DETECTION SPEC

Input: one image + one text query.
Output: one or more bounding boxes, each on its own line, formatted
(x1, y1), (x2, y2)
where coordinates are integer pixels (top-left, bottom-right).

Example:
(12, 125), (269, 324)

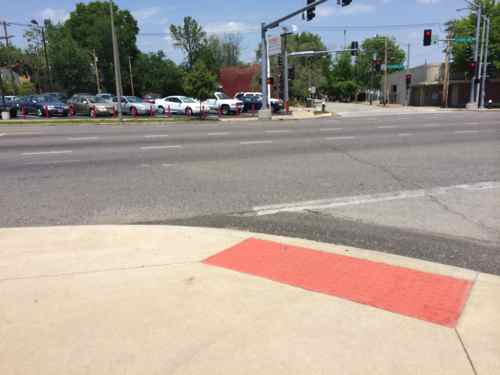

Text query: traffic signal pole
(259, 0), (329, 118)
(476, 15), (487, 104)
(479, 17), (490, 109)
(466, 3), (481, 108)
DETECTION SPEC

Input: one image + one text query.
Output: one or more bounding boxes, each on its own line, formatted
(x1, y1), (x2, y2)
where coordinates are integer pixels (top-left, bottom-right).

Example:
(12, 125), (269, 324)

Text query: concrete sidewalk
(0, 226), (498, 374)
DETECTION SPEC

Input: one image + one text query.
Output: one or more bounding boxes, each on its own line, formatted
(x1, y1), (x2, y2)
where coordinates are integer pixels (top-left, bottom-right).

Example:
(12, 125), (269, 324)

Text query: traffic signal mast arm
(264, 0), (329, 30)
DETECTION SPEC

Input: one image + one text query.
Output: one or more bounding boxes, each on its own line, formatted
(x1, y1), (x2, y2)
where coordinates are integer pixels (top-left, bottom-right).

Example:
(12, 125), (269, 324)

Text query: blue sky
(2, 0), (468, 67)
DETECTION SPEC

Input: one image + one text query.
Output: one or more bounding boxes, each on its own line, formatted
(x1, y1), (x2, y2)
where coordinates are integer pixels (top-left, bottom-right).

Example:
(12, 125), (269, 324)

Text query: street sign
(387, 64), (405, 69)
(268, 35), (282, 56)
(454, 36), (475, 44)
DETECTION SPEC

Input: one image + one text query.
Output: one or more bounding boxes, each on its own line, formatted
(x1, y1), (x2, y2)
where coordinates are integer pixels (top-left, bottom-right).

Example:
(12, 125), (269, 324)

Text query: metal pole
(260, 22), (269, 112)
(384, 37), (388, 106)
(480, 17), (490, 109)
(40, 27), (52, 90)
(110, 0), (123, 122)
(128, 55), (135, 96)
(442, 34), (451, 108)
(283, 35), (289, 113)
(92, 49), (101, 94)
(467, 3), (481, 107)
(476, 15), (486, 104)
(406, 43), (410, 106)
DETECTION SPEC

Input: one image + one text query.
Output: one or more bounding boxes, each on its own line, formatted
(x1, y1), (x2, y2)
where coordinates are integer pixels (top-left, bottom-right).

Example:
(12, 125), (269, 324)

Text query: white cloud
(340, 3), (375, 15)
(416, 0), (440, 4)
(318, 3), (375, 17)
(39, 8), (69, 23)
(132, 7), (161, 22)
(204, 21), (258, 35)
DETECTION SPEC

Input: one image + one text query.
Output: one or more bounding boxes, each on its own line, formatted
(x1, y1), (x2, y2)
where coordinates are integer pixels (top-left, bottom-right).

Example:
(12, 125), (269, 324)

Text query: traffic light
(405, 74), (412, 88)
(423, 29), (432, 46)
(267, 77), (274, 86)
(350, 41), (359, 56)
(486, 63), (497, 79)
(277, 55), (283, 66)
(306, 0), (316, 21)
(339, 0), (353, 6)
(373, 60), (381, 72)
(288, 67), (295, 80)
(467, 62), (477, 76)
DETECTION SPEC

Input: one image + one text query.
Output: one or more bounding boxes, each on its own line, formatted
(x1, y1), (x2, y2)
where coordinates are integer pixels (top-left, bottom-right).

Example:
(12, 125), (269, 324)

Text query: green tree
(45, 22), (93, 94)
(133, 51), (185, 96)
(447, 0), (499, 73)
(355, 36), (406, 90)
(65, 1), (139, 92)
(170, 16), (207, 69)
(183, 61), (217, 102)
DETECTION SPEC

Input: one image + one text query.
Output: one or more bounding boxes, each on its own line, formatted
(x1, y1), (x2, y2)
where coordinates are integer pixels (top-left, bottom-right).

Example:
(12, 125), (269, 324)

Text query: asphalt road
(1, 111), (499, 273)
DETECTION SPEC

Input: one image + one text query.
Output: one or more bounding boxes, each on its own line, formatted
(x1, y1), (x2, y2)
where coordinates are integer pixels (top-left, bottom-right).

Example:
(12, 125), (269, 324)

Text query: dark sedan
(234, 93), (263, 112)
(19, 95), (69, 117)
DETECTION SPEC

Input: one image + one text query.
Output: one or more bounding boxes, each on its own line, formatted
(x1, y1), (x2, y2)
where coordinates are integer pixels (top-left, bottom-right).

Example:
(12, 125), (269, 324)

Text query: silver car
(113, 96), (158, 116)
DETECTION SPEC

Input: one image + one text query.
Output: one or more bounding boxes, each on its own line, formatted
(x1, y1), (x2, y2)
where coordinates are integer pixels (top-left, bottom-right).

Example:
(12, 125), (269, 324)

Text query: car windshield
(181, 97), (197, 103)
(216, 93), (230, 99)
(125, 96), (143, 103)
(89, 97), (107, 103)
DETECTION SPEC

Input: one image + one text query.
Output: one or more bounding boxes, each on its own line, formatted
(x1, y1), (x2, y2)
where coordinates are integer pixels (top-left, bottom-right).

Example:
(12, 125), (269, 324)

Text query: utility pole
(128, 56), (135, 96)
(384, 37), (388, 106)
(1, 21), (13, 47)
(442, 33), (451, 108)
(406, 43), (411, 106)
(90, 49), (101, 94)
(480, 17), (490, 109)
(467, 2), (481, 108)
(281, 27), (291, 114)
(109, 0), (123, 122)
(476, 15), (487, 104)
(30, 20), (52, 91)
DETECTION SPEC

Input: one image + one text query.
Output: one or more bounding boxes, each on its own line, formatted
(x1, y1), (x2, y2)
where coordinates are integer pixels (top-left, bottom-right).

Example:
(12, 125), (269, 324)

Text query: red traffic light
(468, 62), (477, 74)
(423, 29), (432, 46)
(267, 77), (274, 85)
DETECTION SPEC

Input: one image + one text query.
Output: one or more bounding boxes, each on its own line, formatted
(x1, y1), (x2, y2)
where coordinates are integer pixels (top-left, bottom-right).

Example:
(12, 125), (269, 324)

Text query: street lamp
(30, 19), (52, 91)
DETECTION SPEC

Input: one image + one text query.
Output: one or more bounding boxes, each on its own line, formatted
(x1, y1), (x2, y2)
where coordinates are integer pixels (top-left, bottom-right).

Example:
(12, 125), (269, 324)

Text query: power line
(306, 22), (446, 31)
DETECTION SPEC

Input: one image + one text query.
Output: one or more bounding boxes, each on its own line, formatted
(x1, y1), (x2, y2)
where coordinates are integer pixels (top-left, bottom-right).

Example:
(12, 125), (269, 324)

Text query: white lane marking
(162, 163), (175, 167)
(240, 140), (273, 145)
(24, 159), (82, 166)
(68, 137), (99, 141)
(453, 130), (479, 135)
(140, 145), (182, 150)
(378, 125), (398, 129)
(466, 122), (480, 125)
(0, 133), (5, 137)
(398, 133), (413, 137)
(423, 123), (439, 127)
(22, 150), (73, 156)
(325, 136), (356, 140)
(319, 128), (343, 132)
(253, 181), (500, 216)
(265, 130), (291, 134)
(398, 117), (410, 120)
(144, 134), (169, 138)
(207, 132), (230, 136)
(2, 132), (44, 136)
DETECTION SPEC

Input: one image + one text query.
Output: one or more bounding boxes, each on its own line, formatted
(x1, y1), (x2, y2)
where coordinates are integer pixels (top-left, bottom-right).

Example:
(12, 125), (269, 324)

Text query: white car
(155, 96), (201, 116)
(113, 96), (159, 116)
(203, 92), (244, 115)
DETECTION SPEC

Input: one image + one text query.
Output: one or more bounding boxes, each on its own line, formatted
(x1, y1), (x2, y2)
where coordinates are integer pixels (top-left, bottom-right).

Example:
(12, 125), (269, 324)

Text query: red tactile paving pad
(203, 238), (473, 327)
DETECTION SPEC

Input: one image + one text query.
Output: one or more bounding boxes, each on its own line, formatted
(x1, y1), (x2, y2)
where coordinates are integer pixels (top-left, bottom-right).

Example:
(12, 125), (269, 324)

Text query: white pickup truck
(203, 92), (244, 115)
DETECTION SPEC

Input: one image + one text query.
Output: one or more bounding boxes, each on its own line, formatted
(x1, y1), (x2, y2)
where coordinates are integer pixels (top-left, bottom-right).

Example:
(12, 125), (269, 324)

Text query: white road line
(466, 122), (480, 125)
(0, 133), (5, 137)
(207, 132), (230, 136)
(423, 123), (439, 128)
(325, 136), (356, 140)
(265, 130), (291, 134)
(398, 133), (413, 137)
(319, 128), (343, 132)
(3, 132), (44, 136)
(68, 137), (99, 141)
(253, 181), (500, 216)
(24, 159), (82, 166)
(240, 140), (273, 145)
(162, 163), (175, 167)
(453, 130), (479, 135)
(22, 150), (73, 156)
(144, 134), (169, 138)
(140, 145), (182, 150)
(378, 125), (398, 129)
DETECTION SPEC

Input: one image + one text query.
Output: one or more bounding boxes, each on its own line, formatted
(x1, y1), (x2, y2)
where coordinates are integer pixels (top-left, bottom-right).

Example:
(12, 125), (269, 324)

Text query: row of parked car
(1, 91), (283, 118)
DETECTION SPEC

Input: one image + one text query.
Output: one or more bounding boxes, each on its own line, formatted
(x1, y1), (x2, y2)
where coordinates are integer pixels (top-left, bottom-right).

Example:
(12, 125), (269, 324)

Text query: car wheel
(36, 108), (43, 117)
(130, 107), (138, 117)
(221, 105), (230, 115)
(158, 106), (165, 114)
(185, 107), (192, 117)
